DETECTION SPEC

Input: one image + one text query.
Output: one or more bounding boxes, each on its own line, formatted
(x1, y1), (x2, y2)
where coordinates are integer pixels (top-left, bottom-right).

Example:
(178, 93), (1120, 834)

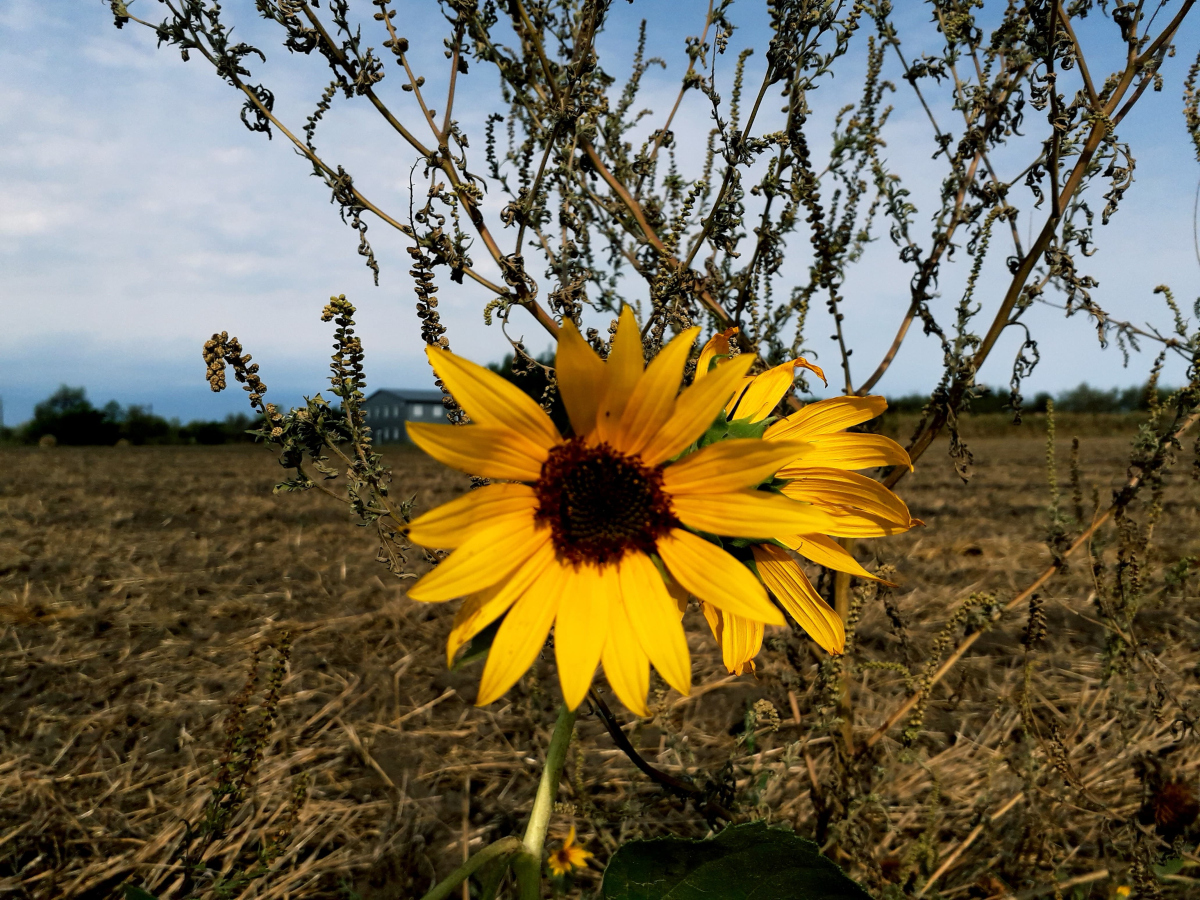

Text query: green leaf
(698, 418), (730, 449)
(451, 617), (503, 671)
(727, 537), (769, 549)
(123, 887), (160, 900)
(474, 850), (512, 900)
(601, 822), (872, 900)
(723, 419), (769, 440)
(695, 413), (770, 451)
(1154, 856), (1185, 877)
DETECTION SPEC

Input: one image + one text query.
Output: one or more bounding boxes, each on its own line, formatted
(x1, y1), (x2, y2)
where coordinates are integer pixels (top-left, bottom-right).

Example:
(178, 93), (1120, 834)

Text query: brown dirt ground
(3, 421), (1200, 899)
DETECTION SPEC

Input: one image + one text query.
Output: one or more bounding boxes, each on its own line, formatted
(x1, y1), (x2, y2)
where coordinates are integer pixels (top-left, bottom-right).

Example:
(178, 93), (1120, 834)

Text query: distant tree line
(487, 358), (1172, 421)
(0, 379), (1169, 447)
(487, 357), (1174, 425)
(0, 386), (258, 446)
(886, 382), (1173, 416)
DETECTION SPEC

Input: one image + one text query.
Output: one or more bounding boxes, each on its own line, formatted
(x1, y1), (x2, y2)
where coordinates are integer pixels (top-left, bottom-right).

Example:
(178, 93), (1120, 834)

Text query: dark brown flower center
(534, 438), (676, 566)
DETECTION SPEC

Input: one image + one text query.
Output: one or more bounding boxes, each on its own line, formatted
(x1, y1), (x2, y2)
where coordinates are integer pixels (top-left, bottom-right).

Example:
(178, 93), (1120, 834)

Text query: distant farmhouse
(362, 388), (447, 443)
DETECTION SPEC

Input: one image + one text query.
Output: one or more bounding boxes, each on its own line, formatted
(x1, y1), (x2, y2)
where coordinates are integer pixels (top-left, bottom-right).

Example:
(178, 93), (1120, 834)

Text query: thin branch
(515, 126), (563, 254)
(858, 300), (919, 395)
(681, 69), (775, 271)
(511, 0), (564, 107)
(582, 142), (668, 255)
(1135, 0), (1195, 67)
(638, 0), (715, 192)
(1048, 0), (1062, 220)
(298, 2), (436, 155)
(857, 152), (985, 395)
(294, 2), (564, 339)
(586, 688), (734, 821)
(137, 18), (412, 244)
(512, 3), (606, 258)
(441, 22), (463, 141)
(887, 36), (1161, 480)
(1058, 5), (1101, 108)
(1112, 45), (1174, 126)
(587, 690), (700, 797)
(1035, 298), (1193, 359)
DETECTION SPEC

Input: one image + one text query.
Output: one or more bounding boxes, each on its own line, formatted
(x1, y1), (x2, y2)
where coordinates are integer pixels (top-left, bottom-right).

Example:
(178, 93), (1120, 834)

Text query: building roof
(364, 388), (445, 403)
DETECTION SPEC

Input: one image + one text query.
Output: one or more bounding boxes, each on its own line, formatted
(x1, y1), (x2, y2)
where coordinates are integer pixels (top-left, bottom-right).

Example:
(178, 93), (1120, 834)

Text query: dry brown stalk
(916, 791), (1025, 897)
(864, 406), (1200, 752)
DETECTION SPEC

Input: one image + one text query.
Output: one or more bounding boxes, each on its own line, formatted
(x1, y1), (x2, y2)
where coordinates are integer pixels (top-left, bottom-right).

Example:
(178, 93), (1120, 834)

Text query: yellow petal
(671, 489), (841, 539)
(777, 504), (907, 540)
(594, 307), (644, 444)
(662, 439), (811, 494)
(657, 528), (785, 625)
(778, 433), (912, 473)
(666, 576), (690, 616)
(639, 354), (756, 466)
(797, 358), (826, 385)
(794, 512), (906, 538)
(445, 540), (558, 664)
(427, 346), (559, 448)
(555, 319), (608, 437)
(695, 327), (738, 380)
(726, 358), (827, 423)
(782, 532), (895, 585)
(602, 593), (650, 716)
(765, 395), (888, 441)
(752, 544), (844, 654)
(723, 374), (755, 419)
(700, 600), (723, 642)
(719, 611), (763, 675)
(407, 422), (548, 482)
(406, 483), (537, 548)
(779, 468), (912, 527)
(613, 326), (699, 455)
(554, 563), (612, 710)
(475, 559), (566, 706)
(617, 551), (691, 696)
(407, 515), (546, 602)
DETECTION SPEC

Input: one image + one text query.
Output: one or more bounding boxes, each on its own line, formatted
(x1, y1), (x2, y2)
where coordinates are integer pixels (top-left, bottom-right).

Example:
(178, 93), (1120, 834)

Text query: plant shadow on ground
(2, 419), (1200, 898)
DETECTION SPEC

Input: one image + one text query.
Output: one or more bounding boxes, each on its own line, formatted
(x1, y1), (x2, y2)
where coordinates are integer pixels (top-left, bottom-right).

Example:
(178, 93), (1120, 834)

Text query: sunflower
(691, 327), (917, 674)
(403, 308), (912, 714)
(547, 825), (593, 877)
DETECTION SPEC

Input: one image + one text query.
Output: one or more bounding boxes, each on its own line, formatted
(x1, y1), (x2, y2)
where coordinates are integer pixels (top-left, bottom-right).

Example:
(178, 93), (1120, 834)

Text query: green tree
(25, 385), (120, 446)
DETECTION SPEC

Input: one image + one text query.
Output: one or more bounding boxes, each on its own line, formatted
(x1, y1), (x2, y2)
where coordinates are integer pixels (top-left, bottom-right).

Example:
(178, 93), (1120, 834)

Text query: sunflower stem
(513, 703), (577, 899)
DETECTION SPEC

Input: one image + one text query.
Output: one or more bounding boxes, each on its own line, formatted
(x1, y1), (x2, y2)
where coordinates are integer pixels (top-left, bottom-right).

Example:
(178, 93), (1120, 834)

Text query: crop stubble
(2, 427), (1200, 897)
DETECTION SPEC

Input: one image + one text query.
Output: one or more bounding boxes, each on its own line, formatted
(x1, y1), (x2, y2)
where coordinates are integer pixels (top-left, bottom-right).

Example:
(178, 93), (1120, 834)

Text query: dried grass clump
(2, 434), (1200, 898)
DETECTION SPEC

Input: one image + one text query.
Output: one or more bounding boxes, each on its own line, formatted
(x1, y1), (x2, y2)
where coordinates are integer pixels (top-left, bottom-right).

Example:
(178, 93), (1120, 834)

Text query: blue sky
(2, 1), (1198, 425)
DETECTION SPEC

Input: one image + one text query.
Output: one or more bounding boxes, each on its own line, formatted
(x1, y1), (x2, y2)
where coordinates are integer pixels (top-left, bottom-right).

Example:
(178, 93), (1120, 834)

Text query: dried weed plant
(7, 0), (1200, 895)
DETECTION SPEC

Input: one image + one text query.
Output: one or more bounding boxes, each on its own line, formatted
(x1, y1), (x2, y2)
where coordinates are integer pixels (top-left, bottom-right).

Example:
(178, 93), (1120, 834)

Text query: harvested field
(3, 422), (1200, 898)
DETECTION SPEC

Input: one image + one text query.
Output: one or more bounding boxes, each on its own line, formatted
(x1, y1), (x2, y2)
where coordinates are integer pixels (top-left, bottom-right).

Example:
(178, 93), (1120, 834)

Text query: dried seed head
(1150, 779), (1200, 838)
(203, 331), (229, 392)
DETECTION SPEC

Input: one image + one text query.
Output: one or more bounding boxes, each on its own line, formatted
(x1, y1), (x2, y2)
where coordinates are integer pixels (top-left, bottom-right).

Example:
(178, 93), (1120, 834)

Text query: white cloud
(0, 0), (51, 32)
(0, 185), (76, 236)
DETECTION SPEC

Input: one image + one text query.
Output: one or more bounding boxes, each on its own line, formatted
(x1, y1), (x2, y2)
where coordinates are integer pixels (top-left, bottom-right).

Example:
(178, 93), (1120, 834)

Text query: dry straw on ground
(2, 423), (1200, 898)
